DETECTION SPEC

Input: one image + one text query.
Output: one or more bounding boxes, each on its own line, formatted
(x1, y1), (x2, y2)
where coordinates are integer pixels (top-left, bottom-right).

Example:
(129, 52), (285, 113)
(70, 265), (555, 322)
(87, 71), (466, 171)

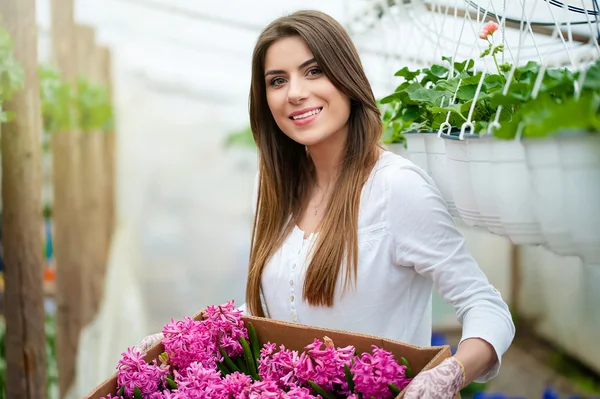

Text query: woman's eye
(307, 67), (322, 76)
(270, 77), (286, 86)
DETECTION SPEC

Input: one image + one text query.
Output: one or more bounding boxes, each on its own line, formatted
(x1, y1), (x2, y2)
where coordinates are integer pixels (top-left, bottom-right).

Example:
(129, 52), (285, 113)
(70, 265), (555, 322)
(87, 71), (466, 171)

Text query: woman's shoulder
(370, 150), (433, 191)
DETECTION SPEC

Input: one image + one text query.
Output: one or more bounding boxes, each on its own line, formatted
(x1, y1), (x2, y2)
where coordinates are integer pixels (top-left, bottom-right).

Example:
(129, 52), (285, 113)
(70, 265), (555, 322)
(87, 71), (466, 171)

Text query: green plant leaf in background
(39, 65), (75, 134)
(224, 125), (256, 149)
(0, 25), (25, 123)
(77, 76), (113, 133)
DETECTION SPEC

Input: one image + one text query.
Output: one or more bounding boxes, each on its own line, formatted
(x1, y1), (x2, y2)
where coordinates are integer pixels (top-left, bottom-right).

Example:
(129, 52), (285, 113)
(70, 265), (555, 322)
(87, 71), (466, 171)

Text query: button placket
(290, 239), (304, 323)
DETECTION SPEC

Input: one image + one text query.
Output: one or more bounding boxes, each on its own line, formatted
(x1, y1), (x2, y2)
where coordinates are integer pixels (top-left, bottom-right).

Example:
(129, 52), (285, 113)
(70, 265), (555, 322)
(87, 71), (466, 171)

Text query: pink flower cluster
(479, 21), (499, 39)
(103, 300), (413, 399)
(161, 300), (248, 371)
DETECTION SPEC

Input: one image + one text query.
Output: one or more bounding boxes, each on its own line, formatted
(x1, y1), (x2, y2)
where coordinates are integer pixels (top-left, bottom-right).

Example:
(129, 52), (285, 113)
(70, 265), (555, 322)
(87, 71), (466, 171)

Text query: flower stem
(492, 53), (501, 76)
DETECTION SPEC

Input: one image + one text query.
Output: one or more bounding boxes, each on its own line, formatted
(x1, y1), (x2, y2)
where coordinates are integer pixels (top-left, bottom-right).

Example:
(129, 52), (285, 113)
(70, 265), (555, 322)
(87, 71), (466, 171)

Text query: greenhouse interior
(0, 0), (599, 398)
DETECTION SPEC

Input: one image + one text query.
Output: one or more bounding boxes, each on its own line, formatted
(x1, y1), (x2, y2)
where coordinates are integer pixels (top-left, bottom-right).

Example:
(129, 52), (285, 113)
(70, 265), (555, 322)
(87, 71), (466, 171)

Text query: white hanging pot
(422, 132), (460, 219)
(522, 136), (575, 256)
(441, 132), (485, 227)
(489, 138), (544, 245)
(558, 132), (600, 265)
(467, 135), (506, 235)
(403, 132), (429, 174)
(384, 142), (408, 158)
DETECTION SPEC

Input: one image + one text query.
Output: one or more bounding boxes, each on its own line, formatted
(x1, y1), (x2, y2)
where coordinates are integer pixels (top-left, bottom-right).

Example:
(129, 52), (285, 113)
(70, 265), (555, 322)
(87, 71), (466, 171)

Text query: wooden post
(50, 0), (83, 395)
(0, 0), (48, 398)
(98, 46), (116, 263)
(75, 25), (109, 326)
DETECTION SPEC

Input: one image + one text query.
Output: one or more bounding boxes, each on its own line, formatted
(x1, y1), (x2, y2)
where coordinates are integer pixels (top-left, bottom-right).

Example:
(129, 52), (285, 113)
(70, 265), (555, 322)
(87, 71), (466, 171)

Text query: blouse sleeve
(387, 164), (515, 382)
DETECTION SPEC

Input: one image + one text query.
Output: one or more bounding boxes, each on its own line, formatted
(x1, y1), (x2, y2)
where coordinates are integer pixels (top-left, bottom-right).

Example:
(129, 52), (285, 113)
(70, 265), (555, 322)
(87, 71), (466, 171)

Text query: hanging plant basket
(384, 142), (408, 157)
(403, 132), (430, 174)
(422, 131), (461, 219)
(466, 135), (506, 235)
(524, 131), (600, 264)
(488, 138), (544, 245)
(441, 131), (485, 227)
(522, 135), (575, 256)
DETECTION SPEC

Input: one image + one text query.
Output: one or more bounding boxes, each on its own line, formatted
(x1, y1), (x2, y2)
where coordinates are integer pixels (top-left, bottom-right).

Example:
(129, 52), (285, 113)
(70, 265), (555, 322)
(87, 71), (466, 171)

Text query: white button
(292, 263), (296, 269)
(292, 312), (297, 320)
(289, 280), (293, 286)
(290, 295), (295, 302)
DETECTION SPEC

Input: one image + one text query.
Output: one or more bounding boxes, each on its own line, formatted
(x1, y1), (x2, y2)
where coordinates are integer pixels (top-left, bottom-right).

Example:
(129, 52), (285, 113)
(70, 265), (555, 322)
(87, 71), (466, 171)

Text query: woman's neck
(307, 128), (347, 190)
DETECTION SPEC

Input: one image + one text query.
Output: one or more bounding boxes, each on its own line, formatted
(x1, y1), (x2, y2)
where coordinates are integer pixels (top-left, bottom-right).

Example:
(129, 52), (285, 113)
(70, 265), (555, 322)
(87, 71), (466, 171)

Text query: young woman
(138, 10), (515, 398)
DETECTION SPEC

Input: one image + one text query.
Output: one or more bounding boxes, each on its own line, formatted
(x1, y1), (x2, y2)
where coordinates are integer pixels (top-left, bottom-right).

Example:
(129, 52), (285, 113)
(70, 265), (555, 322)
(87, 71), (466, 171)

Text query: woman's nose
(287, 78), (308, 104)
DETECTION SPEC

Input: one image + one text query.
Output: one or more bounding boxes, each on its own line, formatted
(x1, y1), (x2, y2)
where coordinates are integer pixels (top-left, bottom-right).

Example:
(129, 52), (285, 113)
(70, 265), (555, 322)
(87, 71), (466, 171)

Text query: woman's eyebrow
(264, 57), (317, 77)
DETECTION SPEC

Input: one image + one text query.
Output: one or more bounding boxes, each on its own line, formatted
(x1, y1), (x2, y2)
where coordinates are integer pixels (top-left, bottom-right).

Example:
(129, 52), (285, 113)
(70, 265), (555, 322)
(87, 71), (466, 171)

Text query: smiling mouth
(289, 107), (323, 120)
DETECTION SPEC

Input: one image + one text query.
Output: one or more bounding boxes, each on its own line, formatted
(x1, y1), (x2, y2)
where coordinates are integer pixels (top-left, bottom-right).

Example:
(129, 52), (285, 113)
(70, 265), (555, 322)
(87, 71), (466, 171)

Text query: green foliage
(39, 67), (114, 135)
(39, 65), (74, 134)
(224, 125), (256, 149)
(0, 25), (24, 123)
(381, 54), (600, 140)
(77, 76), (113, 133)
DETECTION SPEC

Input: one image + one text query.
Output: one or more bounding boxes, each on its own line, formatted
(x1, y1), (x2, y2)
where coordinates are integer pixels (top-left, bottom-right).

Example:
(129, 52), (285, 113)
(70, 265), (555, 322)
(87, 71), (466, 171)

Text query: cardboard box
(83, 310), (456, 399)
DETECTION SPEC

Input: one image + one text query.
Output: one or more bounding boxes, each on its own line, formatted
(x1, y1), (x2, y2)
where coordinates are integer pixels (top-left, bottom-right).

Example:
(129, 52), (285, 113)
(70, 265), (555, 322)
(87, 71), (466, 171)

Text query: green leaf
(344, 364), (355, 393)
(379, 91), (403, 104)
(521, 92), (600, 138)
(488, 91), (527, 108)
(389, 382), (402, 396)
(166, 377), (178, 389)
(394, 81), (411, 93)
(456, 85), (479, 101)
(307, 380), (337, 399)
(493, 116), (521, 140)
(431, 104), (467, 121)
(133, 387), (143, 399)
(454, 59), (475, 73)
(583, 59), (600, 90)
(514, 61), (539, 79)
(401, 357), (414, 378)
(430, 64), (449, 77)
(408, 87), (445, 106)
(394, 66), (420, 81)
(401, 105), (421, 122)
(484, 74), (506, 92)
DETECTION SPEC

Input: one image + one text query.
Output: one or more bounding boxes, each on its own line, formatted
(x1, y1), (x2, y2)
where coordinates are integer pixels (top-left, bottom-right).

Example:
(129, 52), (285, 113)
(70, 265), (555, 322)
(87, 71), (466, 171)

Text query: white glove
(134, 332), (164, 353)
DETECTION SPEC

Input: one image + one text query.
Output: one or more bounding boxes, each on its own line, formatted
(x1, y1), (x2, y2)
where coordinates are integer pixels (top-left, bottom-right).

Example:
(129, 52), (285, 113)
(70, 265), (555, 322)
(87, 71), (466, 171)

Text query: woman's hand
(134, 332), (164, 353)
(404, 337), (497, 398)
(403, 357), (465, 399)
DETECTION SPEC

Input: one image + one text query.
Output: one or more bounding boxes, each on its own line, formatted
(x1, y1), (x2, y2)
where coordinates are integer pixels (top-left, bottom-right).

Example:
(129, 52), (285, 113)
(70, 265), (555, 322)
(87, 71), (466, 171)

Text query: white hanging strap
(579, 0), (600, 56)
(430, 0), (454, 65)
(542, 0), (577, 68)
(517, 0), (544, 63)
(437, 78), (463, 136)
(486, 3), (529, 137)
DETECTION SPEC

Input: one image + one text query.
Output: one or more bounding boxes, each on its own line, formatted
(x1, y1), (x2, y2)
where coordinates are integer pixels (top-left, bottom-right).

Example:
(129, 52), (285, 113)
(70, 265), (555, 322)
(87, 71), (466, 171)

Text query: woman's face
(264, 36), (351, 148)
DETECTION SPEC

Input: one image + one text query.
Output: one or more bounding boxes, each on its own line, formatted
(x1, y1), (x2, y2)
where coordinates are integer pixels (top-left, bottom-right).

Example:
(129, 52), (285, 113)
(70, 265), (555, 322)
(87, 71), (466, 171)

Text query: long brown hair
(246, 10), (382, 317)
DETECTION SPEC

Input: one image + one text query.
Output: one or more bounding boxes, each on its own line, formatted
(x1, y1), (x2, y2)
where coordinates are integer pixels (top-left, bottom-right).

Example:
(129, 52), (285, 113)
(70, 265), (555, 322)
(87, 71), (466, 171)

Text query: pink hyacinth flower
(479, 21), (499, 39)
(116, 347), (167, 397)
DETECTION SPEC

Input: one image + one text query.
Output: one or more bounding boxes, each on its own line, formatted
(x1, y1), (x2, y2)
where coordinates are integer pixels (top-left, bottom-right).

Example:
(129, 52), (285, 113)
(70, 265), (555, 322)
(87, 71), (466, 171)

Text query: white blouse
(241, 150), (515, 382)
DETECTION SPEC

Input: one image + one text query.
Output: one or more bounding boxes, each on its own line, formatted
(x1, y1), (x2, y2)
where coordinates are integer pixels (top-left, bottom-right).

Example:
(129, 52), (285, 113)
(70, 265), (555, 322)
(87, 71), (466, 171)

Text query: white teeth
(292, 108), (321, 120)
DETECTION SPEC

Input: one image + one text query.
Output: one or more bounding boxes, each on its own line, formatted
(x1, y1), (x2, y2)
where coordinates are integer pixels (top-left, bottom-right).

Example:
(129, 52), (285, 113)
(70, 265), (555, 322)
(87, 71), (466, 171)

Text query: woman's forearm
(453, 337), (498, 385)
